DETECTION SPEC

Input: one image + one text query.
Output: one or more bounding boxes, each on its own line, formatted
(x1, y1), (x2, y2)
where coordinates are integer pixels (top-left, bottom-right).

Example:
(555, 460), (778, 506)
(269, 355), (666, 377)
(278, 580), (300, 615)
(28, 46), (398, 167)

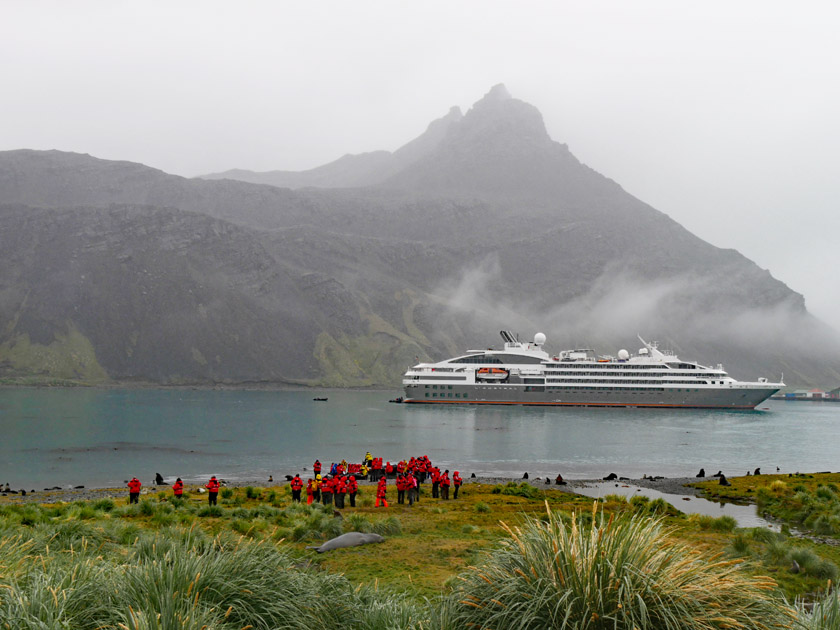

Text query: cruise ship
(402, 331), (783, 409)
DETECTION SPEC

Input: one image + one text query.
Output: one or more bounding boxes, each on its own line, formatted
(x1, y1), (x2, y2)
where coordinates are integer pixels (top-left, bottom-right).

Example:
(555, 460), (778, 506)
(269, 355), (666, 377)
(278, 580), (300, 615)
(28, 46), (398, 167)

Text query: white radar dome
(617, 349), (629, 361)
(534, 332), (546, 346)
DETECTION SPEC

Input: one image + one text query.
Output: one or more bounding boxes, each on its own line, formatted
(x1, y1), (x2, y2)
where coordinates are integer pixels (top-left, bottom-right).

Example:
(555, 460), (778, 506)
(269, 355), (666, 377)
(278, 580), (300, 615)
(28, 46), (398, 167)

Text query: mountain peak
(461, 85), (551, 145)
(482, 83), (512, 102)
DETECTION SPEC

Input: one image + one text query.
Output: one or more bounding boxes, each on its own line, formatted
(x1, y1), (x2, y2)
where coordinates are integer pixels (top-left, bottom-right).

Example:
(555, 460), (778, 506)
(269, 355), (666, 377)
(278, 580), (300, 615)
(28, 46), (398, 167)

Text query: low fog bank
(435, 260), (840, 388)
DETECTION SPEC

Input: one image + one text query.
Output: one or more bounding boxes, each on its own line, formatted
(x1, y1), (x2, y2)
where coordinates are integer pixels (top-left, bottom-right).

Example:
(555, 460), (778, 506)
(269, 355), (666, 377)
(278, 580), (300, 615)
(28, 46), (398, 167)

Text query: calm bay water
(0, 388), (838, 490)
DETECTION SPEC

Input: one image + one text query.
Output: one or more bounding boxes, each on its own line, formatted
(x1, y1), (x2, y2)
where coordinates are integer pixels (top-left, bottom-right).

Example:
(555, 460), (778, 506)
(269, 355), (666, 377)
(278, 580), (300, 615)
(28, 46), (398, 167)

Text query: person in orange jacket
(306, 479), (314, 505)
(290, 474), (303, 502)
(452, 471), (463, 499)
(375, 476), (388, 507)
(127, 477), (141, 504)
(172, 477), (184, 499)
(205, 476), (220, 506)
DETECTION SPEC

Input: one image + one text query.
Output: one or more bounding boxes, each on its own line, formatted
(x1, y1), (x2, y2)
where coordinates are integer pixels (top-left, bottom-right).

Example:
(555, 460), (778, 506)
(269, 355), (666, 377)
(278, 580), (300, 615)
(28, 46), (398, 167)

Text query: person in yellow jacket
(313, 473), (322, 503)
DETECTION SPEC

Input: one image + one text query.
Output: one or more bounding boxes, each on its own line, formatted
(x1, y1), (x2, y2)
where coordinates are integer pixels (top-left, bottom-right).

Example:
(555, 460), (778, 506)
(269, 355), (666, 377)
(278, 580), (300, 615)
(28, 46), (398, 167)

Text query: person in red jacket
(347, 474), (358, 507)
(395, 473), (405, 504)
(205, 476), (220, 506)
(440, 470), (451, 500)
(127, 477), (141, 504)
(321, 477), (333, 506)
(172, 477), (184, 499)
(290, 474), (303, 502)
(375, 476), (388, 508)
(453, 471), (463, 499)
(431, 467), (441, 498)
(371, 457), (382, 481)
(406, 473), (417, 506)
(334, 475), (346, 509)
(306, 479), (314, 505)
(313, 459), (322, 475)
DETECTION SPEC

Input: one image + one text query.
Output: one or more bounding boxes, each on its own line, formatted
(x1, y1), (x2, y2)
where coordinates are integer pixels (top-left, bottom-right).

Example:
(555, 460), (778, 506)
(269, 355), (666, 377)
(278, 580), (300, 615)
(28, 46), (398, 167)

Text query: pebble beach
(0, 474), (703, 505)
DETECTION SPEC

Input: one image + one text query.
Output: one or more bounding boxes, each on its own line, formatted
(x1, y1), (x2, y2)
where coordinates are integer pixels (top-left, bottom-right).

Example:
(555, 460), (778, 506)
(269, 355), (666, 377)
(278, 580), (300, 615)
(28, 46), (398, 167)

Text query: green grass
(4, 478), (840, 624)
(695, 473), (840, 536)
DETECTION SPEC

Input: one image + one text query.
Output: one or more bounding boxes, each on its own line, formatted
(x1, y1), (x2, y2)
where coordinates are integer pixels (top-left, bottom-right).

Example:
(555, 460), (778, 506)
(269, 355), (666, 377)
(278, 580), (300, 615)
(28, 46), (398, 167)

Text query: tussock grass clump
(91, 498), (115, 512)
(602, 494), (628, 504)
(815, 485), (836, 500)
(231, 518), (257, 537)
(751, 527), (785, 544)
(137, 500), (155, 517)
(798, 589), (840, 629)
(197, 505), (223, 518)
(373, 515), (401, 536)
(690, 513), (737, 532)
(729, 532), (752, 556)
(444, 502), (795, 630)
(770, 479), (789, 493)
(474, 502), (490, 513)
(344, 513), (373, 533)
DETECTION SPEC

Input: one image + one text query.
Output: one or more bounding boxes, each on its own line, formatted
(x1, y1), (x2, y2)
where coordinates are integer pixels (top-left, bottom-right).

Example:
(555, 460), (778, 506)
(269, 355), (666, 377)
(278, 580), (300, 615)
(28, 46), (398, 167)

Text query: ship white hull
(402, 384), (780, 409)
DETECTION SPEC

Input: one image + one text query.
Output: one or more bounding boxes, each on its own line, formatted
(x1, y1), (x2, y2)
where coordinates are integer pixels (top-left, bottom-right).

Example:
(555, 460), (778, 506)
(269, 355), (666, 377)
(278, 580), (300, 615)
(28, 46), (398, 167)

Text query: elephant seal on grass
(306, 532), (385, 553)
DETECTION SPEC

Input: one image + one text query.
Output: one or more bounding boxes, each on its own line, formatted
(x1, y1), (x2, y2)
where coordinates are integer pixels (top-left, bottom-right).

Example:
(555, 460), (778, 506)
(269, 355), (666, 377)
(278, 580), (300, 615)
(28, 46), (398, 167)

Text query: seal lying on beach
(306, 532), (385, 553)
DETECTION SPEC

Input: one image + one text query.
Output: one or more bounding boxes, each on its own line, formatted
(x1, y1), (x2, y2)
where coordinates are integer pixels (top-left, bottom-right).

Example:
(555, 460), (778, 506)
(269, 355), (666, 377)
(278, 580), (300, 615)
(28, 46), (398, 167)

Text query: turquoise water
(0, 388), (838, 490)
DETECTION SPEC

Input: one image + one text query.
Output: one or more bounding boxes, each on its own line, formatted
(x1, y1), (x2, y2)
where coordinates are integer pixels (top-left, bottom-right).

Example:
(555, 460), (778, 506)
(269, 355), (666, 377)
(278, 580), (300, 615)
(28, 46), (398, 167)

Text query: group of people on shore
(127, 452), (463, 508)
(126, 475), (217, 504)
(288, 453), (463, 509)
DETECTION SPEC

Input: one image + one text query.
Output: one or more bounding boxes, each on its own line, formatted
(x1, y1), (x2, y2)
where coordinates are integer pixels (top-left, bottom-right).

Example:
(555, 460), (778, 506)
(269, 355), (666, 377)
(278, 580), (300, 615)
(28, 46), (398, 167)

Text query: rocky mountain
(202, 105), (464, 189)
(1, 85), (838, 387)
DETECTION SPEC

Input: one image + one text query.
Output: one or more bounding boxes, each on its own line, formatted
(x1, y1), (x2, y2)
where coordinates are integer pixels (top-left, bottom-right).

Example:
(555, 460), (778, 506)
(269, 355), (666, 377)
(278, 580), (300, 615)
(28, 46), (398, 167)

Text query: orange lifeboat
(476, 367), (509, 380)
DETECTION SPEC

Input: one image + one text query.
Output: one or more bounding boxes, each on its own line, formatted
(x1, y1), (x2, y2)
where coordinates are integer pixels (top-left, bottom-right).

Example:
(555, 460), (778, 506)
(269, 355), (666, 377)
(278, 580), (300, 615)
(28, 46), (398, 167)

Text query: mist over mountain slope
(1, 85), (838, 387)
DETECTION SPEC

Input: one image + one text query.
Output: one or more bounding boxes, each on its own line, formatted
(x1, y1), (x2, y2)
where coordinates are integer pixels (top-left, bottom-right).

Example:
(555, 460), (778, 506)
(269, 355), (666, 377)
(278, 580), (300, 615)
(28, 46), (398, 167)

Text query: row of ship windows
(547, 387), (701, 392)
(420, 382), (724, 389)
(549, 364), (669, 370)
(425, 387), (700, 399)
(545, 379), (722, 385)
(544, 371), (725, 378)
(418, 385), (704, 393)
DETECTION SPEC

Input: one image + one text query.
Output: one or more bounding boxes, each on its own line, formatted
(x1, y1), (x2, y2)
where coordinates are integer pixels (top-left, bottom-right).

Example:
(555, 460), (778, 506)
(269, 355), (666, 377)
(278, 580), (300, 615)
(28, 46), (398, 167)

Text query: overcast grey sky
(2, 1), (838, 331)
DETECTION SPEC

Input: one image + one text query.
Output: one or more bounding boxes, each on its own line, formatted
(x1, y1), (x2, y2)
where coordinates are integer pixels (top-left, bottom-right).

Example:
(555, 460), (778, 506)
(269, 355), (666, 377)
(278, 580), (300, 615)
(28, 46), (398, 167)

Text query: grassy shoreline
(3, 474), (840, 627)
